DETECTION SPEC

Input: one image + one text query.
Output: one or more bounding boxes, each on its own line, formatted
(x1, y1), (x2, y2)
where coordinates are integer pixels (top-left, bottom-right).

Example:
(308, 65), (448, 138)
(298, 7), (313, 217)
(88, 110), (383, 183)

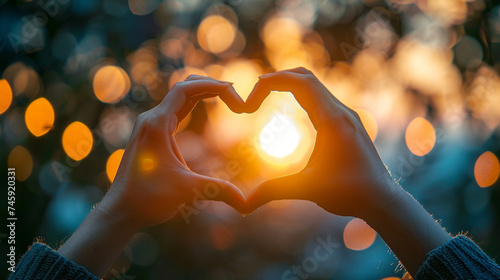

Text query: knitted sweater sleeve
(415, 235), (500, 280)
(8, 243), (100, 280)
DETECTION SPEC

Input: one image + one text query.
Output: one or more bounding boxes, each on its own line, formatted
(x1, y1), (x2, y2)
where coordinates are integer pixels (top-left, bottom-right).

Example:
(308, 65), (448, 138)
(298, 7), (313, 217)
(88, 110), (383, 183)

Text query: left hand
(243, 68), (402, 220)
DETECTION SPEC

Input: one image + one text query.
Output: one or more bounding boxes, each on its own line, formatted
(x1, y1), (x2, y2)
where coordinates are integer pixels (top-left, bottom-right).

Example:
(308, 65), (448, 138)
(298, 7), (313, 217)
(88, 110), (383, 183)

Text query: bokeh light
(343, 218), (377, 251)
(405, 117), (436, 156)
(62, 121), (93, 161)
(0, 79), (13, 114)
(25, 98), (55, 137)
(8, 145), (33, 182)
(474, 151), (500, 188)
(262, 17), (302, 52)
(106, 149), (125, 183)
(220, 59), (263, 100)
(93, 65), (131, 103)
(197, 15), (237, 55)
(140, 153), (158, 173)
(355, 108), (378, 141)
(210, 223), (237, 251)
(3, 63), (43, 98)
(128, 0), (159, 16)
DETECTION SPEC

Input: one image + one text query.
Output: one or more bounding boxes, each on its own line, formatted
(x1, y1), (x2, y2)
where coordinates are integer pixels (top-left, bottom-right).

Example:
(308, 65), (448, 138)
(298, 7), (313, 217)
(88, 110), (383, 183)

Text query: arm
(244, 67), (499, 278)
(23, 76), (246, 278)
(365, 180), (452, 275)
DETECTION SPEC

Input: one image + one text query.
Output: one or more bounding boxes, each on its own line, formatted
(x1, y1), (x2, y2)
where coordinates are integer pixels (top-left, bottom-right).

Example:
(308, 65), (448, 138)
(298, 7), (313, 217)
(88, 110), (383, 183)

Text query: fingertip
(220, 83), (247, 114)
(216, 179), (247, 212)
(243, 103), (260, 114)
(243, 187), (268, 215)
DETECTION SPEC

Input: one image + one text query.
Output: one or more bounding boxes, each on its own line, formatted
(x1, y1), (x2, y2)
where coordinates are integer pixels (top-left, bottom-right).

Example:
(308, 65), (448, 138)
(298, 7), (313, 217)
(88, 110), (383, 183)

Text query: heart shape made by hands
(112, 67), (388, 232)
(174, 69), (333, 217)
(103, 68), (388, 232)
(188, 68), (387, 219)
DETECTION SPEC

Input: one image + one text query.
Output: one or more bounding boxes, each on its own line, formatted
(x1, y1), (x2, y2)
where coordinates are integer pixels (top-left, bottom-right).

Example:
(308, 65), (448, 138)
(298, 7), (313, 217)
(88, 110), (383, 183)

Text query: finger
(245, 173), (308, 214)
(162, 81), (228, 119)
(184, 74), (212, 81)
(282, 66), (313, 75)
(282, 67), (346, 107)
(164, 80), (244, 119)
(244, 71), (332, 122)
(176, 92), (218, 122)
(168, 135), (188, 166)
(183, 75), (245, 113)
(191, 174), (246, 215)
(218, 83), (245, 114)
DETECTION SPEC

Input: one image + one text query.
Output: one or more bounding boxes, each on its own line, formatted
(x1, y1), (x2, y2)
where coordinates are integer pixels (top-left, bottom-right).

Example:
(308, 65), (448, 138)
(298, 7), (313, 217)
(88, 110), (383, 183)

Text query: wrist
(359, 179), (451, 276)
(93, 201), (142, 235)
(358, 174), (408, 223)
(57, 200), (140, 276)
(95, 189), (145, 234)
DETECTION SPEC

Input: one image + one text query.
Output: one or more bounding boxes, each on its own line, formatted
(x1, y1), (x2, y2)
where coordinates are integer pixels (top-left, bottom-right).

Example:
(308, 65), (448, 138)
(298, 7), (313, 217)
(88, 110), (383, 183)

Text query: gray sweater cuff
(9, 243), (100, 280)
(415, 235), (500, 280)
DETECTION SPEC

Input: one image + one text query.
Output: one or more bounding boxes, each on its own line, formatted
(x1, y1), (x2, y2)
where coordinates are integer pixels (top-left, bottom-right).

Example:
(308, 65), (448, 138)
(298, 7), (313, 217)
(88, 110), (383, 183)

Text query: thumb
(192, 174), (246, 215)
(245, 173), (307, 214)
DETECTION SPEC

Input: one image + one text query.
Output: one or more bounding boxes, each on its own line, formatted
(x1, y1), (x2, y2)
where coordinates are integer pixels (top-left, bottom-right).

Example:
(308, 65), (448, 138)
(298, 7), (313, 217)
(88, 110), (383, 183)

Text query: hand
(58, 75), (248, 276)
(244, 68), (452, 277)
(98, 75), (247, 230)
(244, 67), (403, 219)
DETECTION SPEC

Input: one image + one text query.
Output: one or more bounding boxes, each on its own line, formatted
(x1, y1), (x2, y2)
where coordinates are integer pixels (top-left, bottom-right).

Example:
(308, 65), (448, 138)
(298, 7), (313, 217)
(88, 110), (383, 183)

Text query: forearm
(363, 180), (452, 276)
(57, 202), (139, 277)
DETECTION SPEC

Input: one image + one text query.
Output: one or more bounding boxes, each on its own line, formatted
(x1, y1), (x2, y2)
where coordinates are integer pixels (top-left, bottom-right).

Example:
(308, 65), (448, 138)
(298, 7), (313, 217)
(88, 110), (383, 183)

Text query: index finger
(245, 70), (332, 111)
(184, 75), (245, 114)
(244, 70), (335, 125)
(162, 79), (244, 121)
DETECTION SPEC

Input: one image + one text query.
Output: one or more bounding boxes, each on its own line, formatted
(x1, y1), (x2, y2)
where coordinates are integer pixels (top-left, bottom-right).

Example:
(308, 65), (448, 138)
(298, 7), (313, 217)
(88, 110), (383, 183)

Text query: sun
(259, 113), (301, 159)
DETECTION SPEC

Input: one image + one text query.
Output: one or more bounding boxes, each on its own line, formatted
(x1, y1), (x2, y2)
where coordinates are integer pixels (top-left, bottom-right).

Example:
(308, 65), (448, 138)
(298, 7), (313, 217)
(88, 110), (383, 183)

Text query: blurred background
(1, 0), (500, 279)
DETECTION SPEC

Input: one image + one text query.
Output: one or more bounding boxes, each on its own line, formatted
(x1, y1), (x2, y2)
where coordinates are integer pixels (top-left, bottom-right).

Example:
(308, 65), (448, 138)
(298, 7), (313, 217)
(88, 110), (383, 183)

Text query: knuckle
(136, 112), (147, 123)
(186, 74), (199, 80)
(135, 111), (153, 128)
(303, 73), (318, 83)
(172, 81), (184, 89)
(298, 66), (312, 73)
(349, 109), (361, 121)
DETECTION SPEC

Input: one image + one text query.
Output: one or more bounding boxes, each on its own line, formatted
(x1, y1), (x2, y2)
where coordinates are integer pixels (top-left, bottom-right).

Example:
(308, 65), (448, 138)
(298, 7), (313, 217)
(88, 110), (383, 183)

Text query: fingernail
(259, 73), (272, 79)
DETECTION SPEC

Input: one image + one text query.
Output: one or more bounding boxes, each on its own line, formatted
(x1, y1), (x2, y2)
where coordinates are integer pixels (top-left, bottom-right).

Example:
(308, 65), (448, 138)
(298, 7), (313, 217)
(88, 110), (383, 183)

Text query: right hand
(99, 75), (247, 230)
(244, 67), (404, 219)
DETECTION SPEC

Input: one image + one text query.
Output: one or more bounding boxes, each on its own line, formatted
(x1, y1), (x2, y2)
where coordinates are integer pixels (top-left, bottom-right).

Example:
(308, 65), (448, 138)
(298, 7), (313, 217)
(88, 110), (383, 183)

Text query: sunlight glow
(474, 151), (500, 188)
(25, 97), (55, 137)
(62, 121), (93, 161)
(259, 113), (301, 159)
